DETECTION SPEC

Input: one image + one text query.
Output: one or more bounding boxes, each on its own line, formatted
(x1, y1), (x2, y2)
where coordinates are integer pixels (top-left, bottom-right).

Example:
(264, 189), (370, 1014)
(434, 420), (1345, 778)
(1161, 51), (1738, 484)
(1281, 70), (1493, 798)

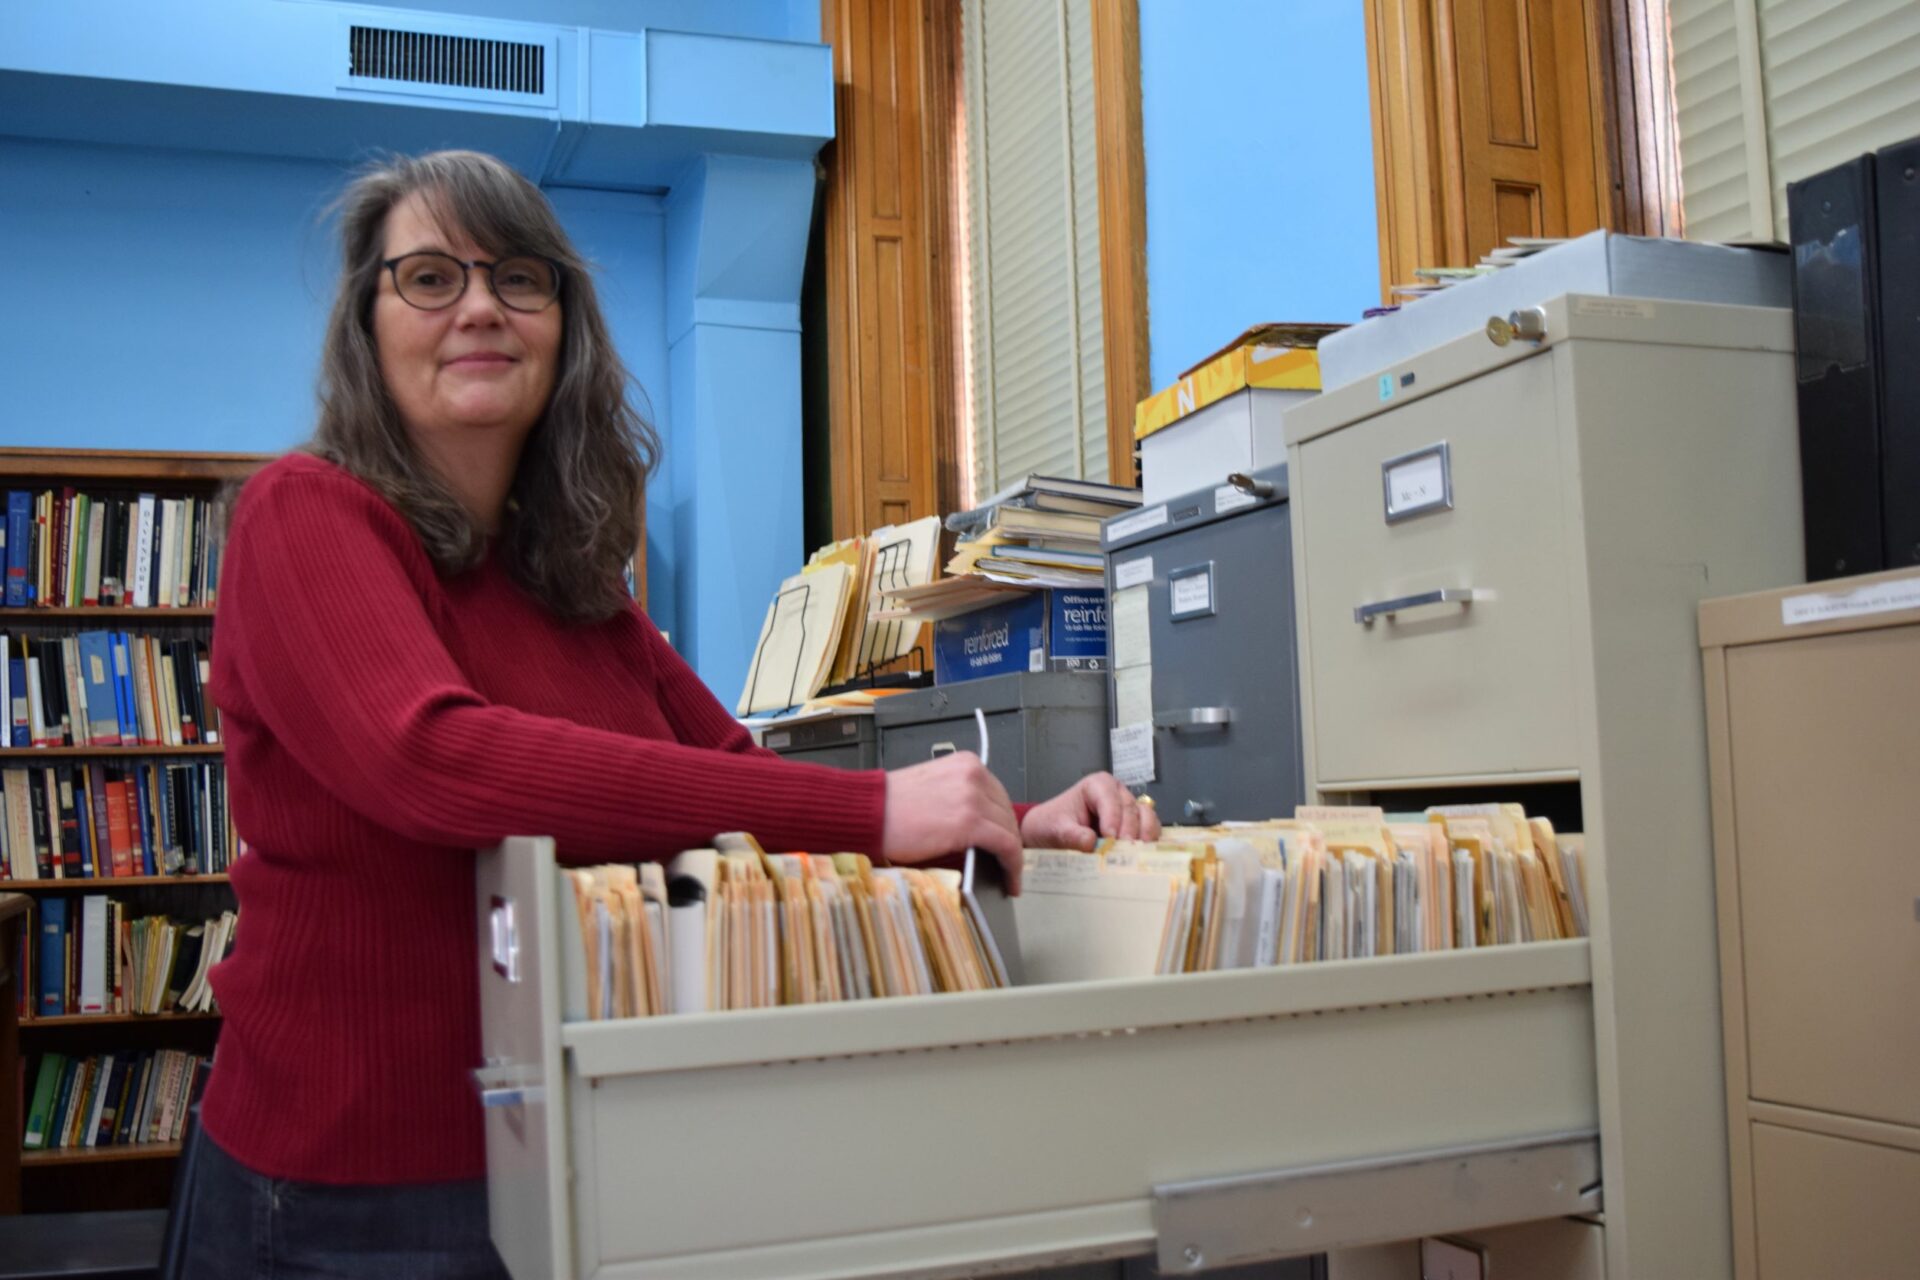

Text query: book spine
(133, 495), (155, 609)
(36, 897), (65, 1016)
(4, 491), (29, 607)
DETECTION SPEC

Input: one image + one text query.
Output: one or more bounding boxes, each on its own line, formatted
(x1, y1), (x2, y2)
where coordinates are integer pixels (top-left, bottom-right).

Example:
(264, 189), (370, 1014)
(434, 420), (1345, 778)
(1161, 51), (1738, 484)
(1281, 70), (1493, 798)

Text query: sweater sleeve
(215, 464), (885, 861)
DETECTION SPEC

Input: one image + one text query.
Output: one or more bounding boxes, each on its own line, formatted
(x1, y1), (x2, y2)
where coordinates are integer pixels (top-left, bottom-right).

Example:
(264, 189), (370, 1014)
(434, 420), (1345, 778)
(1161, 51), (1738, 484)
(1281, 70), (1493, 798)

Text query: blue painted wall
(0, 0), (832, 684)
(1138, 0), (1380, 389)
(373, 0), (821, 43)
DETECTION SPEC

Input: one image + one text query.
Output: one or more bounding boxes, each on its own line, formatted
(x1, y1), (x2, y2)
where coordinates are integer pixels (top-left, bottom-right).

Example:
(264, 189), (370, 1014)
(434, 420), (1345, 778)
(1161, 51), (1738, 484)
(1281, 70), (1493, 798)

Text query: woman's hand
(880, 753), (1023, 893)
(1019, 772), (1161, 852)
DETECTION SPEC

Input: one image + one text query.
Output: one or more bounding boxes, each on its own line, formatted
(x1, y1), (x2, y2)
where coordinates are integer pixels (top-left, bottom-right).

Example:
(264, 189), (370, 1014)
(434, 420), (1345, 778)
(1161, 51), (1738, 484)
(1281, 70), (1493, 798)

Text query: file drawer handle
(1354, 588), (1473, 626)
(1154, 707), (1233, 731)
(472, 1064), (544, 1111)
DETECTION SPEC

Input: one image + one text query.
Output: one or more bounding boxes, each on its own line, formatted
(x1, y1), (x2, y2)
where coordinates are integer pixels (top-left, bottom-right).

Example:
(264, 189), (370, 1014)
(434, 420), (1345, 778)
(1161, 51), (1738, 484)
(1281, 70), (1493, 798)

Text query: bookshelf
(1, 446), (267, 1213)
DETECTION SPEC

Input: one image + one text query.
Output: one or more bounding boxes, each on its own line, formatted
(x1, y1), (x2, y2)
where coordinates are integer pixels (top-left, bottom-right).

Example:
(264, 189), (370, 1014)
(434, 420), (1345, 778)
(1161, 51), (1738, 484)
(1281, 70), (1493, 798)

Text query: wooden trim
(1, 876), (231, 891)
(0, 746), (225, 759)
(1589, 0), (1684, 236)
(922, 0), (966, 522)
(21, 1142), (182, 1166)
(0, 608), (216, 621)
(1090, 0), (1149, 486)
(0, 448), (271, 483)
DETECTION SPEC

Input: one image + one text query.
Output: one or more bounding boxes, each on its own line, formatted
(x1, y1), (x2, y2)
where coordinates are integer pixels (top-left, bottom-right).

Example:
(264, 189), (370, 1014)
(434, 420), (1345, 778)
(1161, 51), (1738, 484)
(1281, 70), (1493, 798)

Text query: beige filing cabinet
(475, 838), (1599, 1280)
(1699, 569), (1920, 1279)
(1282, 294), (1805, 1280)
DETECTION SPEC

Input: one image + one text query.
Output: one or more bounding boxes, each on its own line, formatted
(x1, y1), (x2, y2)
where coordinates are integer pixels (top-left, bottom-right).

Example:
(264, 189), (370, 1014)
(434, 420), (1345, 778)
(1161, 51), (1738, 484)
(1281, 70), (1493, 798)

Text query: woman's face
(372, 192), (563, 452)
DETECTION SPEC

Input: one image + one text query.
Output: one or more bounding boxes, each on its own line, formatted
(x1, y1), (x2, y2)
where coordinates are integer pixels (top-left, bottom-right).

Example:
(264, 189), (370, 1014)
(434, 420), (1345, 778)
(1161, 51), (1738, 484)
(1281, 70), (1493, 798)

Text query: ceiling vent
(343, 23), (549, 101)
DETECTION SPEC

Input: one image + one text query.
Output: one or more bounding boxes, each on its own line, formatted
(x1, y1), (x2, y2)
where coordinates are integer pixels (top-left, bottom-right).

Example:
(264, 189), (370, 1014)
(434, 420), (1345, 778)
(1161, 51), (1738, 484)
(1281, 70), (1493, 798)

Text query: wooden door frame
(822, 0), (1150, 541)
(1364, 0), (1682, 302)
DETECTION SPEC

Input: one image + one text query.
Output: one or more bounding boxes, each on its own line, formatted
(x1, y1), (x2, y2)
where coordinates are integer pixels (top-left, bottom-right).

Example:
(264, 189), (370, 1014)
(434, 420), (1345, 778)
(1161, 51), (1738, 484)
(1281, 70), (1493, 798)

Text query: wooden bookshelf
(1, 875), (230, 891)
(5, 447), (265, 1211)
(23, 1012), (221, 1028)
(0, 608), (217, 621)
(21, 1141), (182, 1166)
(0, 745), (224, 759)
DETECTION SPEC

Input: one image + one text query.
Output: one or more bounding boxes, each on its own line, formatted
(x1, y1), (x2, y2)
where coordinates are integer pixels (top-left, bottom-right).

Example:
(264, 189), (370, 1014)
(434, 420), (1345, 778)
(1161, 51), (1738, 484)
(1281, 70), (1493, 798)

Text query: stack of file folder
(1015, 803), (1587, 982)
(564, 835), (1013, 1020)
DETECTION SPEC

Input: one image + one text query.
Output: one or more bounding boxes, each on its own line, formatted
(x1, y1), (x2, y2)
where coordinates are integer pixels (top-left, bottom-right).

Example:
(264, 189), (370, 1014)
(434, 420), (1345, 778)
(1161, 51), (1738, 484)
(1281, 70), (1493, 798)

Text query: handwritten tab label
(1109, 722), (1156, 786)
(1107, 504), (1169, 542)
(1114, 556), (1154, 590)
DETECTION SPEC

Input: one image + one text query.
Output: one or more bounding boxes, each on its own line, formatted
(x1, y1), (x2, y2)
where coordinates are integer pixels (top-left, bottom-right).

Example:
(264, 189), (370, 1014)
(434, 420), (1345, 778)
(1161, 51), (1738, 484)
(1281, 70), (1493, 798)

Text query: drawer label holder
(1382, 441), (1453, 524)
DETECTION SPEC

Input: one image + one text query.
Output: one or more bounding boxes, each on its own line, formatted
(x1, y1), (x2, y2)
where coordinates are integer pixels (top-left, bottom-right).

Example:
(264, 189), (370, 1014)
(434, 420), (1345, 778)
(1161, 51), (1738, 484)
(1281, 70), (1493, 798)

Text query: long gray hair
(310, 150), (659, 624)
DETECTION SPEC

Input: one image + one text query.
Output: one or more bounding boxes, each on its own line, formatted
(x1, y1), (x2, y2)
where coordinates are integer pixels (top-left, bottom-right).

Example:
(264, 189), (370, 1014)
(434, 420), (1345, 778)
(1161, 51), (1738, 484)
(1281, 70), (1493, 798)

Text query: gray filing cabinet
(1102, 463), (1303, 824)
(761, 711), (878, 771)
(875, 671), (1107, 803)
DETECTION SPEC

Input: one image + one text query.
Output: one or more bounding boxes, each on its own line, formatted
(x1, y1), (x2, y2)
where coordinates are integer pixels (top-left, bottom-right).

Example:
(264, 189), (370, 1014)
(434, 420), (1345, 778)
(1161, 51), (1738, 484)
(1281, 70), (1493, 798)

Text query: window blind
(1673, 0), (1920, 241)
(962, 0), (1108, 503)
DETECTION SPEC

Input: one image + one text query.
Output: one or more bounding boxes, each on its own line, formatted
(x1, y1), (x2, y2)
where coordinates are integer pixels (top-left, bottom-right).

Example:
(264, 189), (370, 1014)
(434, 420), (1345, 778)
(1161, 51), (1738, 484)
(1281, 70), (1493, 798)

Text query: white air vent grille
(347, 25), (545, 96)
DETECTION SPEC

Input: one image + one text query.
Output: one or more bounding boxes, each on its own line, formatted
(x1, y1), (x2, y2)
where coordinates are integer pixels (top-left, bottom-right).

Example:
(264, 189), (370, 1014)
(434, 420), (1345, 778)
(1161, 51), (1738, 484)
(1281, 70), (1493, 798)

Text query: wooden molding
(820, 0), (950, 542)
(1364, 0), (1679, 302)
(1090, 0), (1149, 487)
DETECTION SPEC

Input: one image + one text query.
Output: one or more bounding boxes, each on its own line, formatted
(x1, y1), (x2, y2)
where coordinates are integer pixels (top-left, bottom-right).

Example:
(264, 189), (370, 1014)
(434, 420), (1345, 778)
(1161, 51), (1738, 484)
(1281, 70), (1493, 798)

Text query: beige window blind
(1673, 0), (1920, 242)
(961, 0), (1107, 503)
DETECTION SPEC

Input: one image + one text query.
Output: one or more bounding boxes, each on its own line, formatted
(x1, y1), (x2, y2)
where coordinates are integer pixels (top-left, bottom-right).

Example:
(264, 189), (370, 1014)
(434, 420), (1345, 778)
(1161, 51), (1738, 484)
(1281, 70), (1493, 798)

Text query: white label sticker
(1171, 570), (1213, 616)
(1781, 575), (1920, 626)
(1114, 664), (1154, 729)
(1111, 585), (1152, 669)
(1109, 722), (1156, 786)
(1028, 647), (1045, 673)
(1114, 556), (1154, 590)
(1107, 504), (1169, 541)
(1572, 296), (1657, 320)
(1214, 484), (1259, 514)
(766, 731), (791, 750)
(1385, 450), (1448, 519)
(89, 655), (106, 684)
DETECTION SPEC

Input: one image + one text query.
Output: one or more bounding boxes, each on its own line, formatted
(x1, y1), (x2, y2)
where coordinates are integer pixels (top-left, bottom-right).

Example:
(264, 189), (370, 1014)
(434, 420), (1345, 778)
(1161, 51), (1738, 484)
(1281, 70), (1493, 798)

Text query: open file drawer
(477, 838), (1599, 1280)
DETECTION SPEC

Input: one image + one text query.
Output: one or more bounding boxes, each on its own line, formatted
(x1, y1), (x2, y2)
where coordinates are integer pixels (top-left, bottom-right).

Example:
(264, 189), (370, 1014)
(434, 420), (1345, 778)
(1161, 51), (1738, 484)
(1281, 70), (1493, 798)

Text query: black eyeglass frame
(380, 251), (564, 313)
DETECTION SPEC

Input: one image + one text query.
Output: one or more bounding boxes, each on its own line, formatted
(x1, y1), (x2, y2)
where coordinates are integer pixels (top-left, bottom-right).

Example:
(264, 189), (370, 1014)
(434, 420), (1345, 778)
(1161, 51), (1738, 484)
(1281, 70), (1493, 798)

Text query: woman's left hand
(1019, 772), (1162, 851)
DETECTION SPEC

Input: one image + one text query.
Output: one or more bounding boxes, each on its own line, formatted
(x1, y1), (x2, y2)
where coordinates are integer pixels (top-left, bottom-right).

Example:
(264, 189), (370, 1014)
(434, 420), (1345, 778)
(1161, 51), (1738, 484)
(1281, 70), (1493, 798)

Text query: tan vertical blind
(1673, 0), (1920, 241)
(962, 0), (1108, 503)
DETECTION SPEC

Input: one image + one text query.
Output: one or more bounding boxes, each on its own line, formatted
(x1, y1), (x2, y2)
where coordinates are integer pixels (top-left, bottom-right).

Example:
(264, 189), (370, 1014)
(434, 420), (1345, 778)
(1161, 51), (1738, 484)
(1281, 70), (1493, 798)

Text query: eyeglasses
(381, 251), (562, 313)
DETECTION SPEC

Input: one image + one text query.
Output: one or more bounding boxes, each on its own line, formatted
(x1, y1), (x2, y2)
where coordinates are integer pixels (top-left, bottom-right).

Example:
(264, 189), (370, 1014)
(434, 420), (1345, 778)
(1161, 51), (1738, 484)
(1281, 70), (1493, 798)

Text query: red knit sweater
(202, 454), (889, 1184)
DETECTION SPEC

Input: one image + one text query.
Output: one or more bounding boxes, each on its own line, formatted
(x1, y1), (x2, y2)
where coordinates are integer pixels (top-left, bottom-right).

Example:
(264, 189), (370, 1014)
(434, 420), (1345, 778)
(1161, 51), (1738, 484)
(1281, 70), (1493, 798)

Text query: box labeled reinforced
(932, 589), (1107, 685)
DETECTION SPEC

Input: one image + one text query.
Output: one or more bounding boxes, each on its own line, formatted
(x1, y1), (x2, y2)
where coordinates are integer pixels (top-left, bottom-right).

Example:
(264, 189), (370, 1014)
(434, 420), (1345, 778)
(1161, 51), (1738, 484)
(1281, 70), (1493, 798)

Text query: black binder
(1876, 138), (1920, 569)
(1788, 155), (1883, 581)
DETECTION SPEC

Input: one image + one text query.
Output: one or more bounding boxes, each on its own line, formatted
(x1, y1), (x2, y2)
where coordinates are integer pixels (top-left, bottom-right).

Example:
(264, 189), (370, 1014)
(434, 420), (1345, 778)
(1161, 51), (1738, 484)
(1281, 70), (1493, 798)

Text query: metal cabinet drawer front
(1298, 354), (1579, 784)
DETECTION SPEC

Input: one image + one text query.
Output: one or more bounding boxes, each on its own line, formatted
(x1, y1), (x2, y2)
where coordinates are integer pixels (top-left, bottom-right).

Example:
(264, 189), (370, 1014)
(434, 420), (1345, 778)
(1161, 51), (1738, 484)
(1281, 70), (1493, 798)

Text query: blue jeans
(182, 1131), (511, 1280)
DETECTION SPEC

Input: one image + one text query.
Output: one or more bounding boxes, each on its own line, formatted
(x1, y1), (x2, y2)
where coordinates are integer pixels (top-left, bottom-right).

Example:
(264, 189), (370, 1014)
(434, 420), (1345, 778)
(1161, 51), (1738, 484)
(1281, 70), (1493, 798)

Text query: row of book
(4, 487), (229, 609)
(1, 760), (236, 880)
(565, 836), (1010, 1020)
(20, 896), (235, 1018)
(874, 473), (1139, 623)
(2, 631), (218, 749)
(20, 1049), (210, 1152)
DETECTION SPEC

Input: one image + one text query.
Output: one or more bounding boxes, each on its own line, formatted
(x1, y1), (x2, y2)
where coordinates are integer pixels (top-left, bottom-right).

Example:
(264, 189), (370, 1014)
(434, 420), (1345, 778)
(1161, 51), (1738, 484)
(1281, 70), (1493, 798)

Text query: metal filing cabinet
(1101, 463), (1302, 823)
(1698, 568), (1920, 1280)
(761, 711), (879, 771)
(875, 672), (1107, 803)
(1285, 293), (1805, 1280)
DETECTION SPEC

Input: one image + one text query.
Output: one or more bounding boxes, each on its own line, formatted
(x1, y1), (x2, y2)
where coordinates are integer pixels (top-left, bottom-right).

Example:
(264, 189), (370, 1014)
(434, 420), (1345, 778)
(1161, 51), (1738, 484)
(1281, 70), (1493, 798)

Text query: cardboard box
(1133, 324), (1333, 505)
(933, 589), (1108, 685)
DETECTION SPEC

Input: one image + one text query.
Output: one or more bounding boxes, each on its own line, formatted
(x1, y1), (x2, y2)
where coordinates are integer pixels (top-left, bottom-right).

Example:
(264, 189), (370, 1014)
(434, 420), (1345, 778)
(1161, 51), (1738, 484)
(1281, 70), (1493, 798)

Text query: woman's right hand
(880, 753), (1023, 894)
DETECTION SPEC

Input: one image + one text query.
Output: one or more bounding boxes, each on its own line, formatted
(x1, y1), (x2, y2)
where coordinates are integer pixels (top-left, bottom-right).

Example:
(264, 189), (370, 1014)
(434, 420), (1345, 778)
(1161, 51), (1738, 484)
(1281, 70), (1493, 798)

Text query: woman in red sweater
(183, 150), (1157, 1277)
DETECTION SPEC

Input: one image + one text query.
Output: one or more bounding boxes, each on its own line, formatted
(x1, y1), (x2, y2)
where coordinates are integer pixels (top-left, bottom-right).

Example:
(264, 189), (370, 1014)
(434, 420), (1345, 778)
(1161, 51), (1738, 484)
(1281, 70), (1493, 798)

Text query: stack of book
(875, 474), (1140, 622)
(21, 1048), (209, 1152)
(24, 896), (236, 1019)
(564, 835), (1012, 1019)
(6, 487), (229, 609)
(1387, 236), (1567, 303)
